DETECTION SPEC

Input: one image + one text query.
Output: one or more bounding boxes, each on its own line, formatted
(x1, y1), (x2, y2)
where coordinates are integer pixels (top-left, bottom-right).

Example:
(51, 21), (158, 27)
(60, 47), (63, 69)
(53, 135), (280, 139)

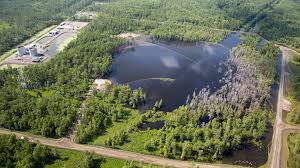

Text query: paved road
(0, 129), (242, 168)
(268, 46), (300, 168)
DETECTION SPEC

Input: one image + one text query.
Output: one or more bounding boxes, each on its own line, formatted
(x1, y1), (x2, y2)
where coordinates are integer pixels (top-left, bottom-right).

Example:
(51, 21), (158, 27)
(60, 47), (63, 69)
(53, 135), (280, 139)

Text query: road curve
(0, 129), (242, 168)
(268, 46), (300, 168)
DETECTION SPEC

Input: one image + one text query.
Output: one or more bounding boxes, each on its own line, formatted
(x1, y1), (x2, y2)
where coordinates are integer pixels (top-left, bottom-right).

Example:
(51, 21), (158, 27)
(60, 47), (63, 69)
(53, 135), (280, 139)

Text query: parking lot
(0, 21), (89, 67)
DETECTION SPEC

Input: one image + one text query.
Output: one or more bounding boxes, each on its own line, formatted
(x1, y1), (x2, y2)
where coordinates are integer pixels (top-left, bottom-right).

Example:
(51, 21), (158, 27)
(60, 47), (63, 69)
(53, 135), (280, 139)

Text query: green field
(90, 110), (161, 155)
(45, 148), (126, 168)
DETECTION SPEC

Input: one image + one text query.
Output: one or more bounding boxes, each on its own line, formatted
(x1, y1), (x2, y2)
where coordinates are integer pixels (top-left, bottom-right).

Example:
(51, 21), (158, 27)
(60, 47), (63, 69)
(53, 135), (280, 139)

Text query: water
(111, 32), (279, 167)
(111, 33), (240, 111)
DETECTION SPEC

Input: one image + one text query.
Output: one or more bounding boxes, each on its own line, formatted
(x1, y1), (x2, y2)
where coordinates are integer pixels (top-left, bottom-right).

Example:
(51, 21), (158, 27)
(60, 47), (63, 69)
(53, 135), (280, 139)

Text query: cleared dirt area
(117, 33), (141, 39)
(93, 79), (112, 91)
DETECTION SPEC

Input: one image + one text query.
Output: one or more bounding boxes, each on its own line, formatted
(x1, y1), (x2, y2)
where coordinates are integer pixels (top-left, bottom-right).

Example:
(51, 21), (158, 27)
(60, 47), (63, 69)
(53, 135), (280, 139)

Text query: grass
(120, 130), (160, 155)
(45, 148), (125, 168)
(91, 110), (141, 146)
(90, 110), (161, 155)
(58, 34), (78, 51)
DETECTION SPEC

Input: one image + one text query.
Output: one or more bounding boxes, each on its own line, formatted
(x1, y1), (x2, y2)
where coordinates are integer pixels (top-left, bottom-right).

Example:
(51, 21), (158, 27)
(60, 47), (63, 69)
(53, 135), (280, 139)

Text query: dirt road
(0, 129), (242, 168)
(268, 46), (300, 168)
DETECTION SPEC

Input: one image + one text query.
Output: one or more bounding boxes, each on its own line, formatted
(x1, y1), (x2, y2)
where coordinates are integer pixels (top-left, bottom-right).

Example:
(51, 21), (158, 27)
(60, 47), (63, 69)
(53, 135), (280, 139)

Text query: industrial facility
(15, 44), (43, 62)
(16, 45), (28, 57)
(1, 20), (89, 68)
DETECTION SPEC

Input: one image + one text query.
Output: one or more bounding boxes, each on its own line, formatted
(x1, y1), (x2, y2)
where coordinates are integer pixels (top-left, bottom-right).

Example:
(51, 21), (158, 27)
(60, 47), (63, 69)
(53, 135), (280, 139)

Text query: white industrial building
(16, 46), (28, 57)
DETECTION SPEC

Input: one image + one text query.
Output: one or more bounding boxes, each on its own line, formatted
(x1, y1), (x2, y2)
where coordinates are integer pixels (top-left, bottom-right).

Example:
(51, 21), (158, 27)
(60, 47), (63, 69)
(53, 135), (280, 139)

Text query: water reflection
(111, 33), (241, 111)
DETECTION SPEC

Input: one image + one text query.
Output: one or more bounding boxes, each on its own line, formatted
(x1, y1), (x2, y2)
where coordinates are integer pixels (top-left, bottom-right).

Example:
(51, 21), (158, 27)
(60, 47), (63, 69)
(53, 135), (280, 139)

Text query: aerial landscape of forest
(0, 0), (300, 168)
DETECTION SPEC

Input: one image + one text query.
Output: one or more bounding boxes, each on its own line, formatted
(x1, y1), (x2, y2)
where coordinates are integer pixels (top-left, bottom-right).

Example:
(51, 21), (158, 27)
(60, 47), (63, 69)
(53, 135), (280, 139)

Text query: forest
(257, 0), (300, 50)
(78, 34), (279, 162)
(287, 133), (300, 168)
(0, 25), (123, 138)
(0, 0), (283, 164)
(0, 135), (155, 168)
(74, 85), (146, 144)
(0, 135), (58, 168)
(0, 0), (93, 56)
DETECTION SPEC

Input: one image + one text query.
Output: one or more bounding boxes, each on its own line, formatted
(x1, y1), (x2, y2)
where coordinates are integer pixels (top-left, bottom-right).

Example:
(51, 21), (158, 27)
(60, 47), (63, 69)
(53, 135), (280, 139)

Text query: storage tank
(29, 47), (38, 57)
(16, 46), (27, 56)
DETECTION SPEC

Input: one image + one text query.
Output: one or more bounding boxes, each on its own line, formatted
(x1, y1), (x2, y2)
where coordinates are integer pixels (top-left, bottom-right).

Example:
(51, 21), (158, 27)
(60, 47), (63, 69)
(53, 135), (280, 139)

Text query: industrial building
(16, 45), (28, 57)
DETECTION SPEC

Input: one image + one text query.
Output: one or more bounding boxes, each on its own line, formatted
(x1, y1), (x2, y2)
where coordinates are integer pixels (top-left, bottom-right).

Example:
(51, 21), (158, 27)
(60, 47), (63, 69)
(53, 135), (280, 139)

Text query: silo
(16, 46), (27, 56)
(29, 47), (38, 57)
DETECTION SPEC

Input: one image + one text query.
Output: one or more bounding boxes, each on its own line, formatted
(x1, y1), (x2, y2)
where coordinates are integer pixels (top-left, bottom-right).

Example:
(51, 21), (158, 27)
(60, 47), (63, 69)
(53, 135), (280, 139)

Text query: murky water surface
(111, 33), (279, 167)
(111, 33), (240, 111)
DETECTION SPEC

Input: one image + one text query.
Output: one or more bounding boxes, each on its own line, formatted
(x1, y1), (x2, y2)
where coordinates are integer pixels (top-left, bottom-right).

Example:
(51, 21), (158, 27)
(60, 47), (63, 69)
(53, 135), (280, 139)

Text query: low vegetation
(287, 52), (300, 124)
(74, 85), (145, 144)
(287, 133), (300, 168)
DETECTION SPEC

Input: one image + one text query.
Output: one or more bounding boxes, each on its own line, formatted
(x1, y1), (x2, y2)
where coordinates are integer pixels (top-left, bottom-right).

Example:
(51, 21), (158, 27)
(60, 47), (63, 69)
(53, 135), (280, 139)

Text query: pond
(111, 33), (240, 111)
(110, 32), (281, 167)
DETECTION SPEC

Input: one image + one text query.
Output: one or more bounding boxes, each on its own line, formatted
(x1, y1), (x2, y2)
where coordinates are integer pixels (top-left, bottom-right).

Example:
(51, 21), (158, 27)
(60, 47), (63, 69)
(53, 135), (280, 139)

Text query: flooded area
(110, 32), (282, 167)
(111, 33), (240, 111)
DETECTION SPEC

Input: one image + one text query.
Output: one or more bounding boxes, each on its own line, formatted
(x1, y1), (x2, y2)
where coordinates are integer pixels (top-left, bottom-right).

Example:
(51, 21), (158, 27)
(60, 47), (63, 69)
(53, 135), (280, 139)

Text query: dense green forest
(88, 0), (269, 30)
(0, 135), (156, 168)
(287, 133), (300, 168)
(257, 0), (300, 49)
(0, 0), (93, 56)
(87, 0), (274, 42)
(0, 135), (58, 168)
(0, 24), (123, 138)
(0, 0), (282, 163)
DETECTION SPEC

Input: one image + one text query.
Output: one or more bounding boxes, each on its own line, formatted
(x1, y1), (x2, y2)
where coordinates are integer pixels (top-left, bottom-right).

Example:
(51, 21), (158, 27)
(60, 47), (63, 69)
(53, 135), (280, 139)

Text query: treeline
(75, 85), (145, 144)
(88, 0), (270, 30)
(257, 0), (300, 49)
(85, 0), (277, 43)
(0, 135), (58, 168)
(0, 22), (123, 138)
(141, 40), (279, 161)
(0, 0), (93, 55)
